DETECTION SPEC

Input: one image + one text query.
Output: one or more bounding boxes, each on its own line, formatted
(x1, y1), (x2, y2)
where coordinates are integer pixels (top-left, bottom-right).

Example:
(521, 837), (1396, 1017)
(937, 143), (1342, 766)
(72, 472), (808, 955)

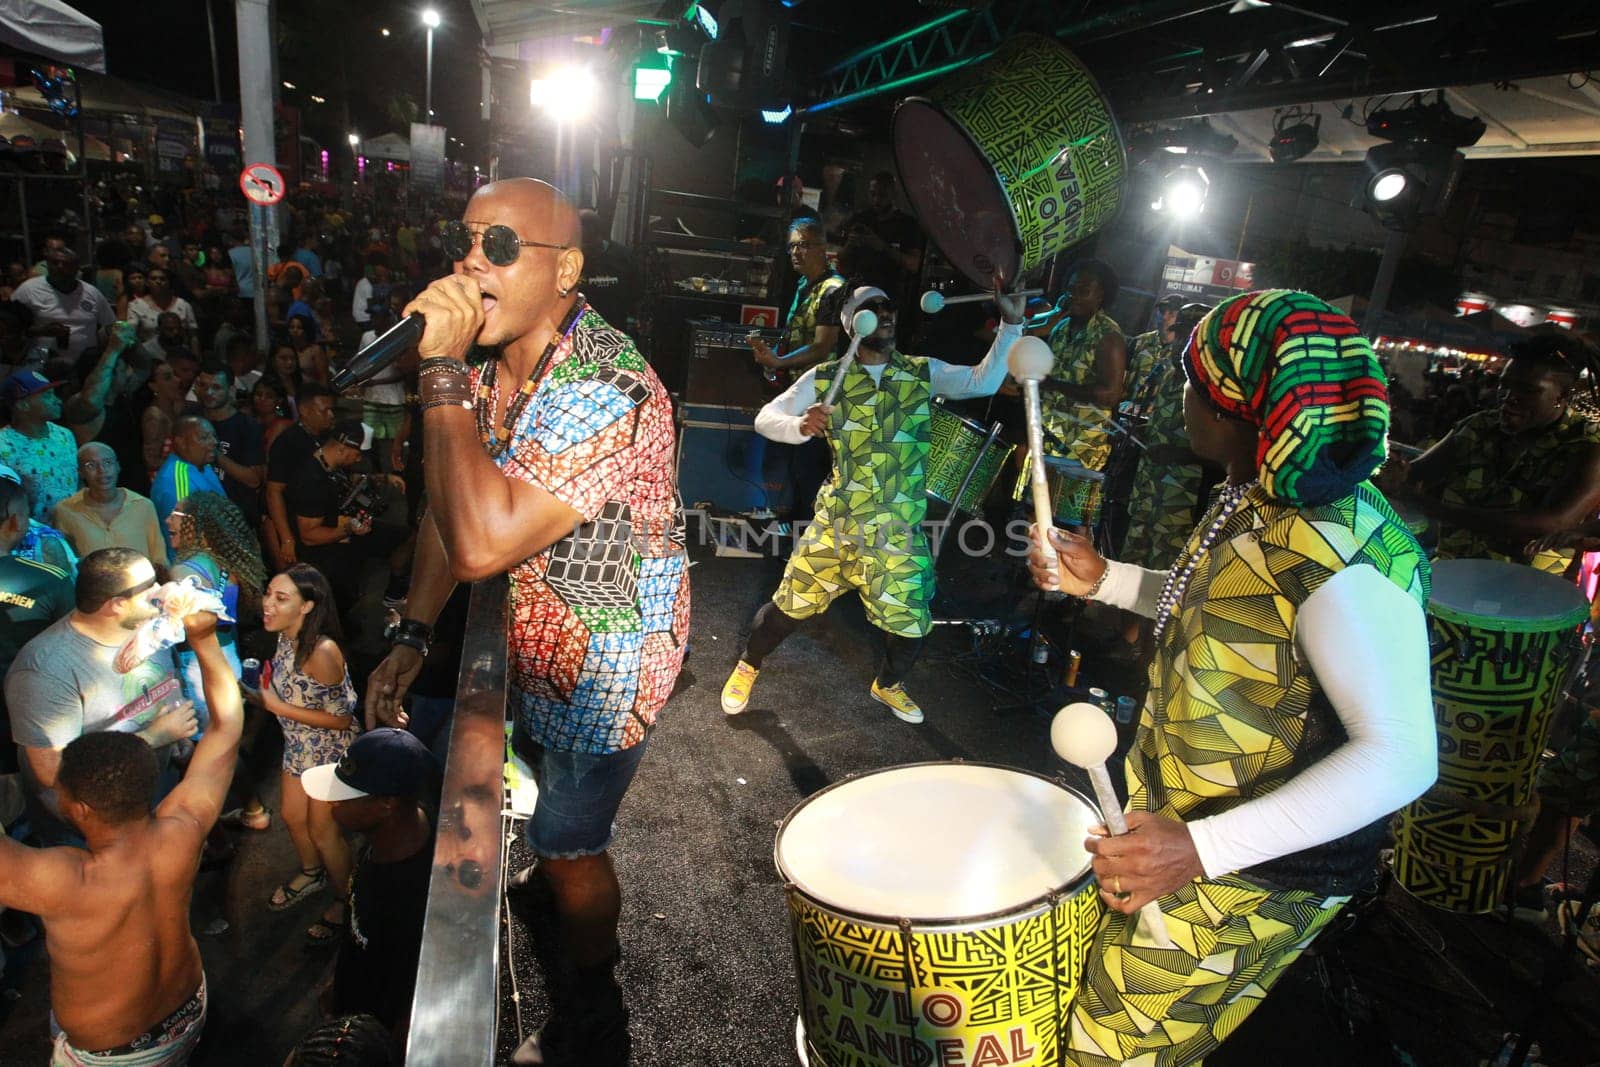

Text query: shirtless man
(0, 603), (240, 1065)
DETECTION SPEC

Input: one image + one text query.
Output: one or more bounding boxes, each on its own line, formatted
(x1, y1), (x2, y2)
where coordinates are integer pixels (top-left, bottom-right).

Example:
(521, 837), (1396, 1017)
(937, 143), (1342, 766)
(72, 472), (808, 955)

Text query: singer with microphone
(1028, 290), (1436, 1067)
(363, 178), (689, 1067)
(719, 283), (1024, 725)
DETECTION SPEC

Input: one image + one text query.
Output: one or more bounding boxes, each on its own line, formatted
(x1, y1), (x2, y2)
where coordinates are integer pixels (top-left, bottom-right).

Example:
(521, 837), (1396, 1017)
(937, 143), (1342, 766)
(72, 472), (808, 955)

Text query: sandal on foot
(306, 901), (348, 945)
(221, 806), (272, 831)
(268, 867), (326, 911)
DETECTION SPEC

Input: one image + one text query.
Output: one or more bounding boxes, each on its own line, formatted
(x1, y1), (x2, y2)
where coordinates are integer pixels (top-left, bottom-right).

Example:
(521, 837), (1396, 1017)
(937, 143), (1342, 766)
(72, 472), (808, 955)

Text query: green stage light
(634, 54), (673, 102)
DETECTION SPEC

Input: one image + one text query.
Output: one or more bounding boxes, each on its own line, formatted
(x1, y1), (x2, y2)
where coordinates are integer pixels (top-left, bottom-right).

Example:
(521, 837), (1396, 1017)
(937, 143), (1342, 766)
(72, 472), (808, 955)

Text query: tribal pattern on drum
(1183, 290), (1389, 508)
(1392, 591), (1582, 912)
(791, 886), (1101, 1067)
(926, 405), (1014, 514)
(1067, 875), (1347, 1066)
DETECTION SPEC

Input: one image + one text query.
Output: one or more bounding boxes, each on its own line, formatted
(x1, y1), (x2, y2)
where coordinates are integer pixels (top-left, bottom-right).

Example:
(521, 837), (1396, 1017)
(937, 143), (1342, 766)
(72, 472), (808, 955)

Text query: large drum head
(893, 99), (1025, 287)
(892, 35), (1126, 290)
(776, 763), (1096, 922)
(1428, 558), (1587, 631)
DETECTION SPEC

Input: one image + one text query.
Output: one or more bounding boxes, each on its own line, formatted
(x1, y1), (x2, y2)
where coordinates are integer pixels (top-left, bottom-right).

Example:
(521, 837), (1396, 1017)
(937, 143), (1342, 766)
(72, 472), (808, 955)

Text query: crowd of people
(0, 180), (476, 1065)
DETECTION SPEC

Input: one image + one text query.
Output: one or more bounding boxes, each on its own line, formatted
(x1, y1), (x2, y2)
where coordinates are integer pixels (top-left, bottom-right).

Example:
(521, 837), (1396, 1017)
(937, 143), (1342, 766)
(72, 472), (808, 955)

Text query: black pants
(742, 601), (924, 687)
(299, 521), (411, 618)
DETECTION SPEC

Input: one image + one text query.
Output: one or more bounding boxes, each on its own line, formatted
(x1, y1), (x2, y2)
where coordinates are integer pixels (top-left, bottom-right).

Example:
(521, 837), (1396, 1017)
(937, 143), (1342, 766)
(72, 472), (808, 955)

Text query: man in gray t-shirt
(6, 548), (196, 841)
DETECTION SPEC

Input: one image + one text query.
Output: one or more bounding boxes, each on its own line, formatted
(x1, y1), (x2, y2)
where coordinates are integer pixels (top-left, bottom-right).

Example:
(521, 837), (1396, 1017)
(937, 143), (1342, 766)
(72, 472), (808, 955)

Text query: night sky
(66, 0), (486, 157)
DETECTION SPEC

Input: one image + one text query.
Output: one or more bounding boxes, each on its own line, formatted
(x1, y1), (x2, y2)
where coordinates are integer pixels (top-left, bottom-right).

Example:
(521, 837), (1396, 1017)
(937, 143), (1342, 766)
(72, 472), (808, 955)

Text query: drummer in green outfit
(1027, 260), (1127, 473)
(1383, 333), (1600, 575)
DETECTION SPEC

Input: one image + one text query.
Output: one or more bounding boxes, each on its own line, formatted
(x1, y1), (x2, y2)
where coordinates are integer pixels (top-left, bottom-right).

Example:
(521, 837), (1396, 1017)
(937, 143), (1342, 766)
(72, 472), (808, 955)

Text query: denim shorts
(511, 727), (651, 859)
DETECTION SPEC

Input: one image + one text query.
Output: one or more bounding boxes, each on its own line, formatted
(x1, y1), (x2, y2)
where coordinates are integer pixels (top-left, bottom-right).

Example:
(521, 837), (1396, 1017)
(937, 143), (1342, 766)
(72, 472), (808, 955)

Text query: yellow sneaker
(870, 680), (924, 724)
(721, 661), (760, 715)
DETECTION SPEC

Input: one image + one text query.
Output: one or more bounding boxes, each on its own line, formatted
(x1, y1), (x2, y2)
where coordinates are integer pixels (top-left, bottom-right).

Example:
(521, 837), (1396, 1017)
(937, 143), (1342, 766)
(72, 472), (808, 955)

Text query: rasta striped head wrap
(1182, 289), (1389, 507)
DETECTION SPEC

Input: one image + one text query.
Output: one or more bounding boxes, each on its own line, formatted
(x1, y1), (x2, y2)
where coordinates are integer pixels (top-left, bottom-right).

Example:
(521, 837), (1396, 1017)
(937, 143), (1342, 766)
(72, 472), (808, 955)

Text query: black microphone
(330, 313), (425, 392)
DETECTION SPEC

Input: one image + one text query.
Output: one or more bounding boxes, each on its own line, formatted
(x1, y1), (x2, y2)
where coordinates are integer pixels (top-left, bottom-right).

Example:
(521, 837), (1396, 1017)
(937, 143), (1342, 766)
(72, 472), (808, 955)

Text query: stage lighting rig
(1130, 120), (1237, 160)
(1357, 94), (1480, 230)
(1269, 108), (1320, 164)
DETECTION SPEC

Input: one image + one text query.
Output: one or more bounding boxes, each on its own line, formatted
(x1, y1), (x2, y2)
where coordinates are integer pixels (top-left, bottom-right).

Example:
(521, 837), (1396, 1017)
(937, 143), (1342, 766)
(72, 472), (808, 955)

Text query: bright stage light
(1370, 170), (1409, 202)
(531, 66), (599, 120)
(421, 8), (441, 29)
(347, 132), (360, 147)
(761, 104), (792, 124)
(1154, 166), (1209, 219)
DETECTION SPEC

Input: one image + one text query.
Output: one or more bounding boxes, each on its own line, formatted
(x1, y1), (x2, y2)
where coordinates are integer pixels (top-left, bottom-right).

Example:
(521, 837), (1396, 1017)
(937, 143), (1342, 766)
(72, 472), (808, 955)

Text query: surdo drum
(1392, 559), (1587, 913)
(776, 763), (1103, 1067)
(892, 35), (1126, 290)
(925, 402), (1016, 515)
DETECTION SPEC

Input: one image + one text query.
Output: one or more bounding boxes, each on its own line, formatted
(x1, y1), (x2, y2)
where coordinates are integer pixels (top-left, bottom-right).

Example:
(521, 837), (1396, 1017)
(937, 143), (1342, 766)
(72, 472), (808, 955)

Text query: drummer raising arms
(1029, 291), (1437, 1065)
(722, 284), (1023, 724)
(1382, 332), (1600, 574)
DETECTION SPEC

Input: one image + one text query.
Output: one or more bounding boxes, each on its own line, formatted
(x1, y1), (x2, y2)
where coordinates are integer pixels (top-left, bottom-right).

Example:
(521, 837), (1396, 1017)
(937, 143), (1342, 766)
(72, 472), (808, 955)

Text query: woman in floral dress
(255, 563), (358, 943)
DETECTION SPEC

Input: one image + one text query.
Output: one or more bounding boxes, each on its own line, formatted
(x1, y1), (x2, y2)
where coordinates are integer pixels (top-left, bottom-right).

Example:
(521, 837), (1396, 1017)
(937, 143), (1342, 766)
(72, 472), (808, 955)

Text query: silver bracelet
(1083, 563), (1110, 600)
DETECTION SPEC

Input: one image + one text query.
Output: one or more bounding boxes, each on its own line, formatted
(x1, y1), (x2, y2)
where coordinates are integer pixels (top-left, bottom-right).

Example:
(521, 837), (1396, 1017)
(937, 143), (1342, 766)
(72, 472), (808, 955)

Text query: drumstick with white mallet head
(1008, 335), (1058, 582)
(920, 288), (1043, 315)
(1051, 702), (1176, 948)
(821, 308), (879, 408)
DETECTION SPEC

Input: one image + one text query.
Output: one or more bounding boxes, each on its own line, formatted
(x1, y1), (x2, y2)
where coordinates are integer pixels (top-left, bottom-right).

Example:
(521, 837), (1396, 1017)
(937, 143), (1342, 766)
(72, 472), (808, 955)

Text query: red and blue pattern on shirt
(473, 306), (690, 754)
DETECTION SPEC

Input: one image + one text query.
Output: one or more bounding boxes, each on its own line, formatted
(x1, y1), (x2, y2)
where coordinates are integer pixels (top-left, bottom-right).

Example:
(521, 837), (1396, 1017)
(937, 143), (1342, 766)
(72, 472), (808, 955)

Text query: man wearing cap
(302, 728), (438, 1035)
(720, 284), (1023, 724)
(0, 368), (80, 523)
(287, 419), (412, 617)
(150, 416), (226, 561)
(10, 235), (114, 370)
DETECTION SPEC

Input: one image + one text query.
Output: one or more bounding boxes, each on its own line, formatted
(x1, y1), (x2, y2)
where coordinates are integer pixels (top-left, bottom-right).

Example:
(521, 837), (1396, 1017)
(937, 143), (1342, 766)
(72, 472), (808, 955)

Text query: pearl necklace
(1152, 479), (1257, 641)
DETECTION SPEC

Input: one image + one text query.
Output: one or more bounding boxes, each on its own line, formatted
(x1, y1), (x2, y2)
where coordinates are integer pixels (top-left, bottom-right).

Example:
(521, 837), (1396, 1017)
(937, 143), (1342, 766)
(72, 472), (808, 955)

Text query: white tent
(0, 0), (105, 72)
(360, 133), (411, 162)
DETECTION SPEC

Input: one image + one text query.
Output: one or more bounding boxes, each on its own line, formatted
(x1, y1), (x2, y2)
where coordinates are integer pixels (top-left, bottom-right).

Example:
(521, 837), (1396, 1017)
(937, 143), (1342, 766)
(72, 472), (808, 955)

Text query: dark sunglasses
(112, 574), (158, 601)
(441, 220), (568, 267)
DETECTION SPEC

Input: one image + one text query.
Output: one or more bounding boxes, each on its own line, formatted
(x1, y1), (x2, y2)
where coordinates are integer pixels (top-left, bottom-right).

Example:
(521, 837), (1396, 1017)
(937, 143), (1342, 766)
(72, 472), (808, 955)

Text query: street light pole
(422, 8), (441, 125)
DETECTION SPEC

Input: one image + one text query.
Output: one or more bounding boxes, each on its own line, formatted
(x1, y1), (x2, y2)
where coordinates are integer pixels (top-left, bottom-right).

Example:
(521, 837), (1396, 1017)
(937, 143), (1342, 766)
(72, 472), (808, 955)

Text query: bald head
(455, 178), (587, 354)
(467, 178), (580, 248)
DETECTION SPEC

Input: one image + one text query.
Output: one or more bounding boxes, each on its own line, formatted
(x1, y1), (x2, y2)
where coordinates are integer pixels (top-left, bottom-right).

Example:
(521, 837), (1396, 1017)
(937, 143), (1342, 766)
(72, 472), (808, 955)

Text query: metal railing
(406, 576), (509, 1067)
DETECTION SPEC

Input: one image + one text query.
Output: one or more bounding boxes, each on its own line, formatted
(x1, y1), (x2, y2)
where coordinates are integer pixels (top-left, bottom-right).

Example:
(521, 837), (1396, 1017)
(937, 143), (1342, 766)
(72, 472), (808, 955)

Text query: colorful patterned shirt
(474, 306), (690, 755)
(1041, 308), (1123, 471)
(1433, 408), (1600, 575)
(810, 353), (934, 540)
(0, 423), (78, 523)
(1133, 482), (1429, 891)
(1122, 329), (1165, 411)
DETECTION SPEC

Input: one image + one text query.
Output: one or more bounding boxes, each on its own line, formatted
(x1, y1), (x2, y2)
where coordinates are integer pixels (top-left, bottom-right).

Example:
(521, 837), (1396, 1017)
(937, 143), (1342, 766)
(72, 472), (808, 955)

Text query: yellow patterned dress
(1432, 407), (1600, 574)
(1068, 482), (1430, 1066)
(771, 354), (935, 638)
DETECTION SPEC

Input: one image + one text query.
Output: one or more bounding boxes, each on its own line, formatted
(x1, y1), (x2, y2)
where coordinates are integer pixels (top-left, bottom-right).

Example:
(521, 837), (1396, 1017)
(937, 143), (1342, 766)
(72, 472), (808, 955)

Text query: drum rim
(1042, 455), (1106, 482)
(774, 760), (1101, 927)
(1427, 558), (1589, 631)
(929, 397), (997, 437)
(892, 95), (1025, 290)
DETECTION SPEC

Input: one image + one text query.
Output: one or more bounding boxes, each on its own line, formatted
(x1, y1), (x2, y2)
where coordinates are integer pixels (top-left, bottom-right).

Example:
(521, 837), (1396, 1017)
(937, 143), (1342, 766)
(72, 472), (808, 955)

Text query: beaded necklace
(475, 299), (586, 457)
(1151, 479), (1258, 641)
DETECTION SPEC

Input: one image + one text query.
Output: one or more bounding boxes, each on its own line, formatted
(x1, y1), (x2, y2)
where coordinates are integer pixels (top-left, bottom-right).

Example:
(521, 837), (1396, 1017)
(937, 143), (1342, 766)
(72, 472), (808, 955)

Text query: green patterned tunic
(1041, 307), (1123, 471)
(781, 271), (847, 356)
(1433, 408), (1600, 574)
(1120, 353), (1207, 569)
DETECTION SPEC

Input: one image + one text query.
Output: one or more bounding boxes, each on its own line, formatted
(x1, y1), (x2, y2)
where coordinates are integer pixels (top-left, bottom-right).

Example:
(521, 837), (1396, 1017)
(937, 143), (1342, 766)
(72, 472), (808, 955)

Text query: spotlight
(760, 104), (792, 124)
(1152, 166), (1209, 219)
(1366, 93), (1485, 148)
(1269, 108), (1320, 164)
(531, 66), (599, 120)
(1369, 170), (1408, 202)
(1359, 139), (1463, 230)
(421, 8), (441, 30)
(1131, 120), (1237, 161)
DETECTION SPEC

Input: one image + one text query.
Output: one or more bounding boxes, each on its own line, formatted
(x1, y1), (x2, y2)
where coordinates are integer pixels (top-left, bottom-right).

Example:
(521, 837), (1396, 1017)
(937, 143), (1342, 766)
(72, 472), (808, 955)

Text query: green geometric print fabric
(1067, 874), (1348, 1065)
(769, 353), (939, 638)
(1042, 307), (1124, 472)
(1434, 407), (1600, 575)
(811, 354), (935, 533)
(1131, 481), (1430, 826)
(1122, 355), (1206, 570)
(782, 271), (847, 355)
